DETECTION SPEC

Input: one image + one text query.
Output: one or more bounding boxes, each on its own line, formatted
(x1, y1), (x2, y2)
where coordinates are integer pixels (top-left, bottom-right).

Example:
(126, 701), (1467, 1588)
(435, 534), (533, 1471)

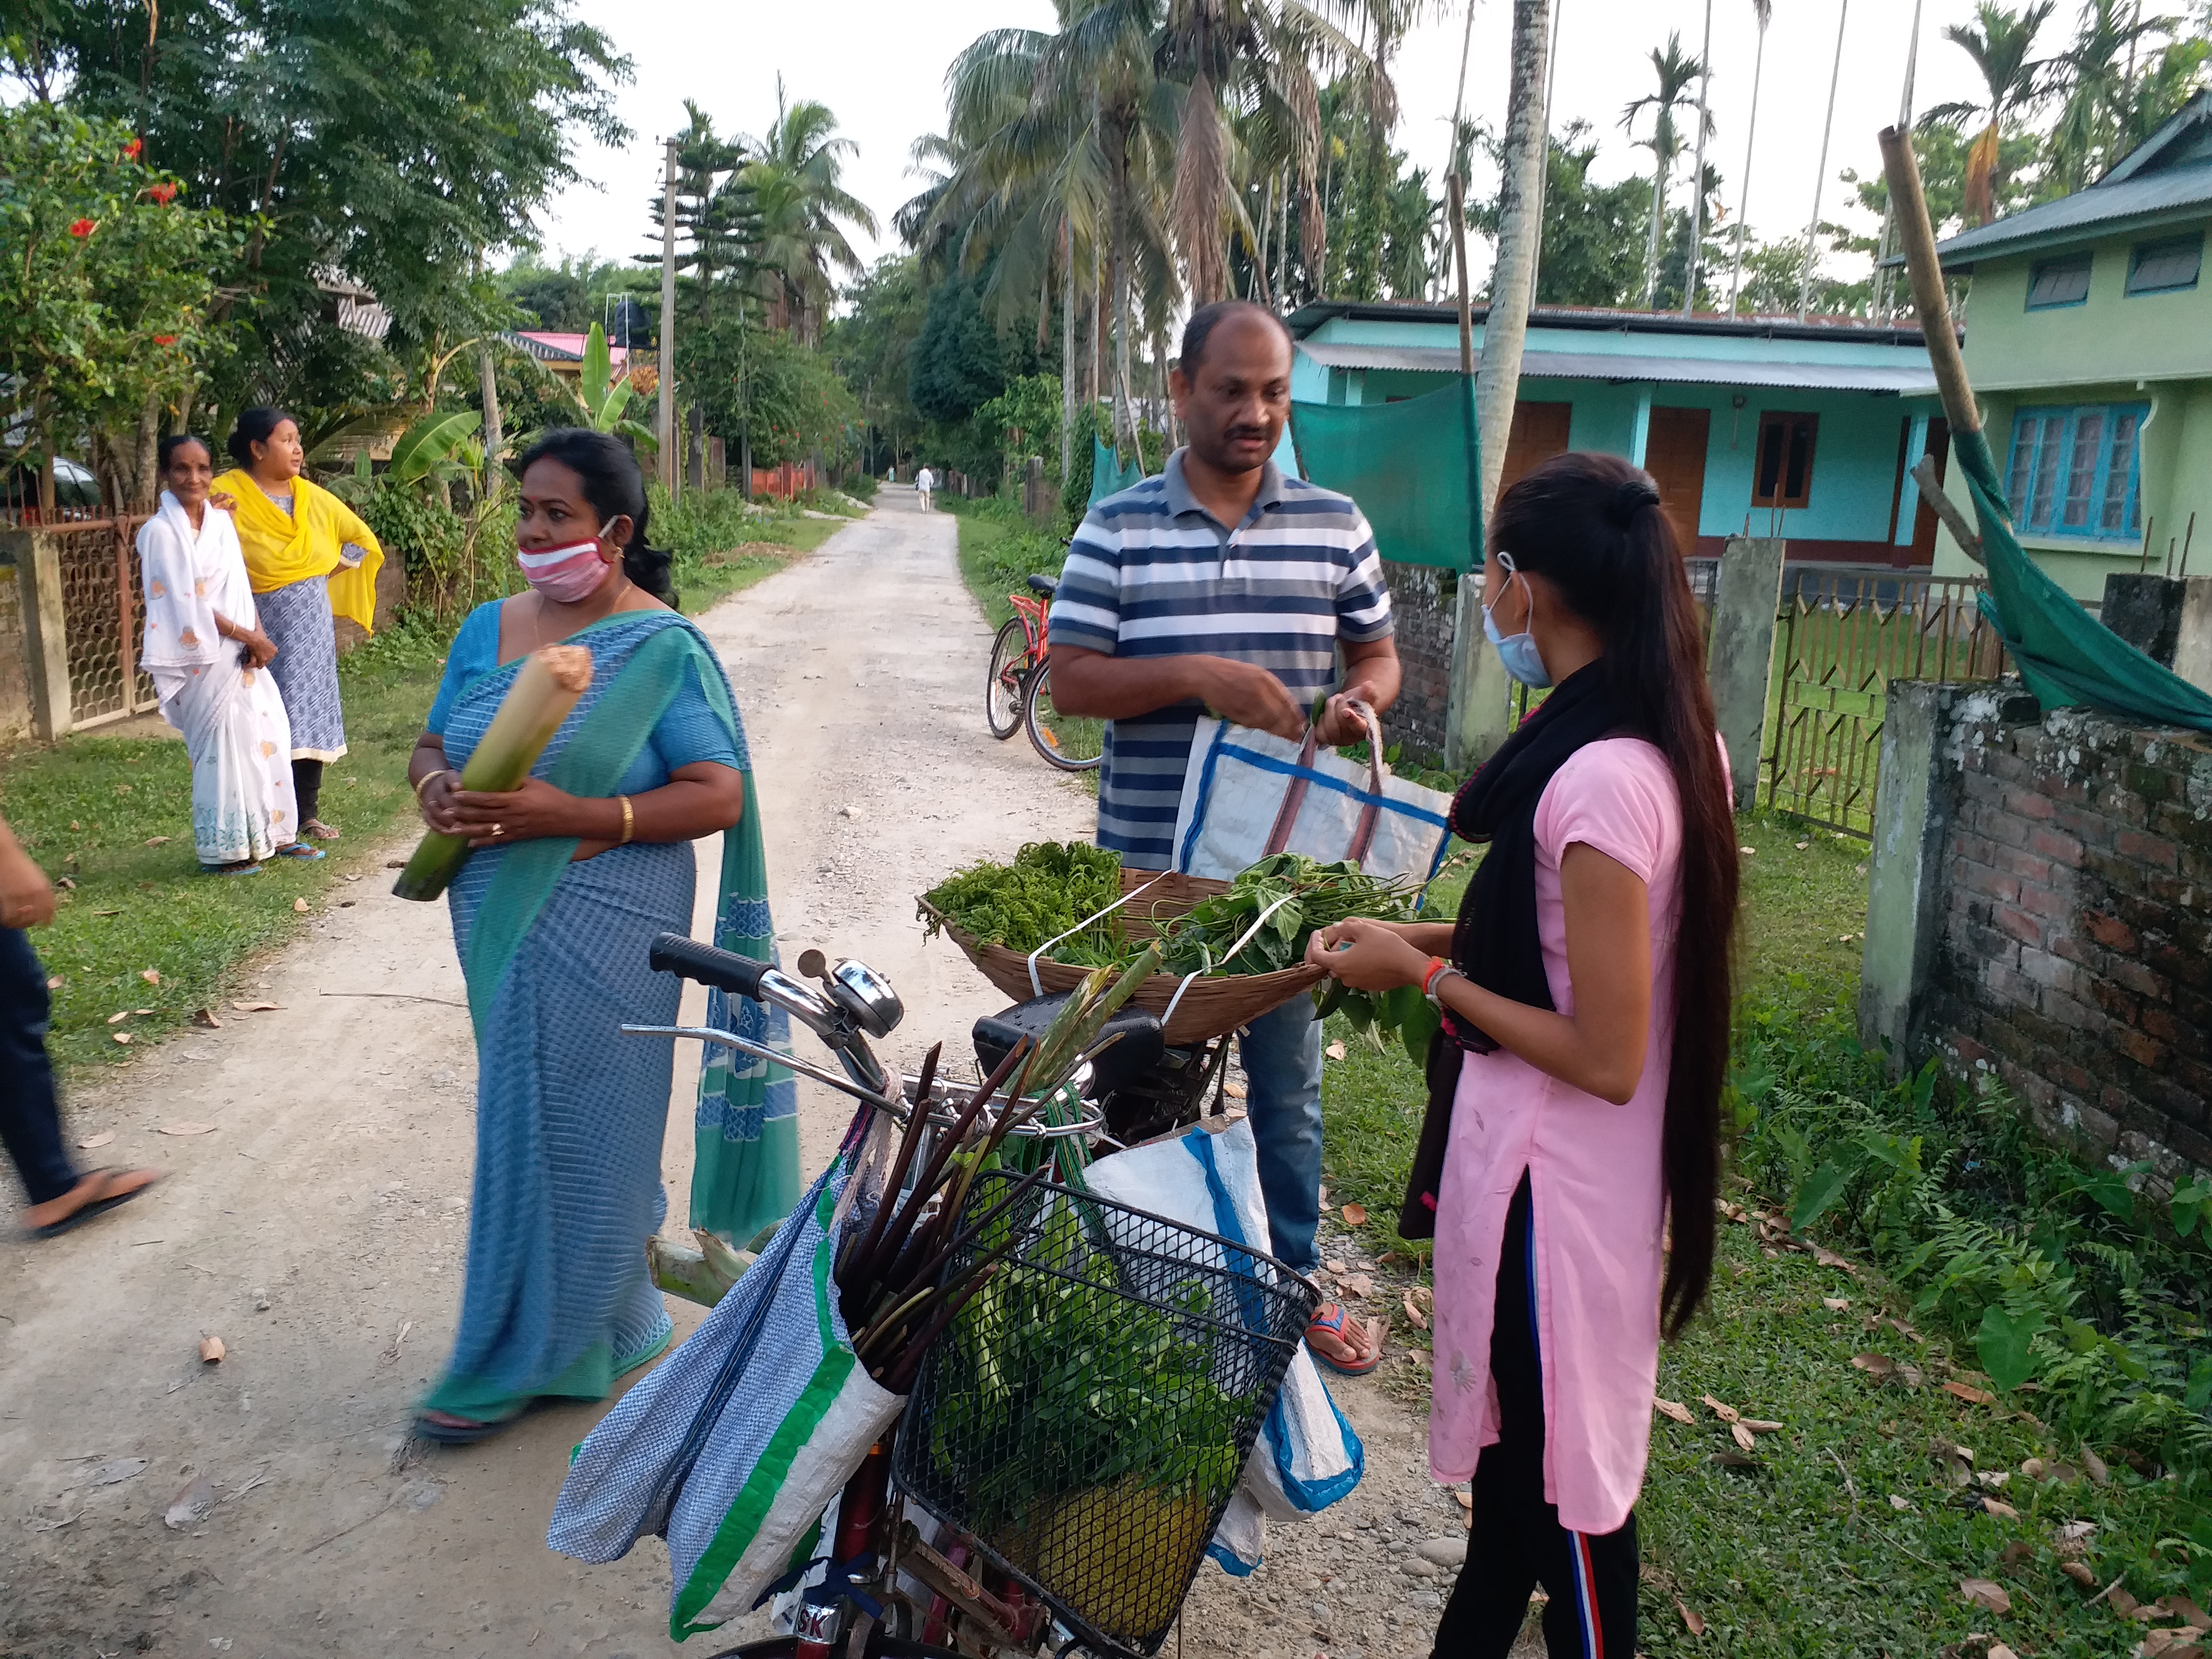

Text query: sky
(532, 0), (2003, 293)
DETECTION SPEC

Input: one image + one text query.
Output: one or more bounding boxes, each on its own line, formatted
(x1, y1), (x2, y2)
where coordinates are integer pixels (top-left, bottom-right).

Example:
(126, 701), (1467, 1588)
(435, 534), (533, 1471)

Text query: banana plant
(387, 408), (483, 490)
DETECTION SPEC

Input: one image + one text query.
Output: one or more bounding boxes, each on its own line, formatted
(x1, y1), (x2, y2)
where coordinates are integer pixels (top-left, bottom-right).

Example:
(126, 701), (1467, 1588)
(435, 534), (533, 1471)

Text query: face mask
(1481, 553), (1552, 688)
(517, 522), (617, 603)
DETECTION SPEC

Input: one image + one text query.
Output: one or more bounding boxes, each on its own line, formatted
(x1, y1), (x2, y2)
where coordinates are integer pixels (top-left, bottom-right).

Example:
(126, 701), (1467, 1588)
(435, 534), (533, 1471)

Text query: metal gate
(1762, 568), (2006, 835)
(53, 517), (157, 728)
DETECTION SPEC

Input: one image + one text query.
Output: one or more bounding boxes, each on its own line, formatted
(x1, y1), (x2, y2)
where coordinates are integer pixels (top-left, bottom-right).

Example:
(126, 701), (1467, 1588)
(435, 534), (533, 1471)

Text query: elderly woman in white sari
(137, 435), (310, 873)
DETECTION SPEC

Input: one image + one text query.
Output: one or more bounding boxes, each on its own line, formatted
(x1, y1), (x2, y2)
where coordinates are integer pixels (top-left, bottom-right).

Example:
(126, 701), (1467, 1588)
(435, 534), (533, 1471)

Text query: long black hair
(1489, 451), (1740, 1339)
(226, 407), (294, 467)
(514, 428), (676, 605)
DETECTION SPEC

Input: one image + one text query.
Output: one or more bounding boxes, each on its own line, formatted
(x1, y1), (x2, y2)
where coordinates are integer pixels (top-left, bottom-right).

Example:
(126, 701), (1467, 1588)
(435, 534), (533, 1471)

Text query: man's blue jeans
(1238, 996), (1325, 1274)
(1, 926), (77, 1207)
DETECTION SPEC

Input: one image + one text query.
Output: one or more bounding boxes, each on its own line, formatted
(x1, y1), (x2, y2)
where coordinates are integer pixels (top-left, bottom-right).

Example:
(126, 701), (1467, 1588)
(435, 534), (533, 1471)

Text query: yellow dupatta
(213, 469), (386, 635)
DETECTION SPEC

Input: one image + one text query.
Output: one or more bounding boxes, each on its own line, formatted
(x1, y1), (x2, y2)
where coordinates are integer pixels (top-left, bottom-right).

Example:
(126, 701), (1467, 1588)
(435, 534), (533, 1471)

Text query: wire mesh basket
(894, 1170), (1318, 1658)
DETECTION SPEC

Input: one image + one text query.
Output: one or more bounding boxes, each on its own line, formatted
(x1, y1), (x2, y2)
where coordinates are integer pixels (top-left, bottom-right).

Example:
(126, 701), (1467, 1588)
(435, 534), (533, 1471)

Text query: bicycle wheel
(985, 618), (1028, 740)
(1023, 665), (1104, 772)
(704, 1637), (967, 1659)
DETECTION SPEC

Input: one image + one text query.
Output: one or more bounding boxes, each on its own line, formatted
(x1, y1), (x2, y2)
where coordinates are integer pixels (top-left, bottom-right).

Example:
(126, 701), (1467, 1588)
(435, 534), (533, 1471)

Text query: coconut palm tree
(1725, 0), (1773, 314)
(1621, 34), (1709, 307)
(1922, 1), (2056, 225)
(741, 82), (878, 342)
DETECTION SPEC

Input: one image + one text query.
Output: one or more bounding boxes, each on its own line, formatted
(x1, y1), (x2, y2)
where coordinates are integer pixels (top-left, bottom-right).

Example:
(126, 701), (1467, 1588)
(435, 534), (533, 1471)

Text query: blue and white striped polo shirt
(1047, 449), (1394, 869)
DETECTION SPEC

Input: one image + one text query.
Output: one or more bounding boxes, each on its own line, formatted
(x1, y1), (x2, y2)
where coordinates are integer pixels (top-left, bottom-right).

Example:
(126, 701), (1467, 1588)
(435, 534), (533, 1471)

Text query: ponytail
(1488, 451), (1740, 1338)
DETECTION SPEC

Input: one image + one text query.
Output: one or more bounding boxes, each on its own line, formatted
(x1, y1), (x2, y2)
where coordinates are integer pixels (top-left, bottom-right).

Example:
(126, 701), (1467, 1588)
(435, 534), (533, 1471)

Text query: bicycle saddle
(1025, 573), (1059, 596)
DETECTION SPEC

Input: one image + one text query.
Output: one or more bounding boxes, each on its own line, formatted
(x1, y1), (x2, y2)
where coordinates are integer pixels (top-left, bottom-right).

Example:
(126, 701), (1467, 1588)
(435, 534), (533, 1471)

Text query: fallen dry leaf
(199, 1335), (225, 1364)
(1453, 1489), (1472, 1512)
(2142, 1630), (2206, 1658)
(1323, 1259), (1346, 1276)
(1711, 1447), (1759, 1469)
(1654, 1397), (1695, 1425)
(106, 1010), (130, 1024)
(1960, 1578), (2012, 1615)
(1341, 1202), (1368, 1227)
(1810, 1242), (1860, 1276)
(2166, 1598), (2212, 1626)
(2061, 1561), (2098, 1588)
(1731, 1421), (1757, 1453)
(1701, 1395), (1741, 1423)
(1947, 1380), (1998, 1406)
(1853, 1353), (1898, 1379)
(1345, 1273), (1374, 1299)
(46, 974), (64, 989)
(1890, 1493), (1913, 1512)
(192, 1008), (223, 1029)
(230, 1000), (280, 1012)
(1324, 1040), (1347, 1060)
(2082, 1447), (2111, 1487)
(1982, 1497), (2021, 1520)
(1404, 1291), (1429, 1331)
(1824, 1296), (1851, 1310)
(385, 858), (407, 869)
(164, 1475), (216, 1530)
(156, 1121), (216, 1136)
(134, 1007), (152, 1015)
(1675, 1597), (1706, 1636)
(76, 1130), (115, 1150)
(2110, 1586), (2145, 1619)
(140, 968), (160, 985)
(1989, 1647), (2020, 1659)
(1743, 1418), (1784, 1434)
(292, 897), (310, 913)
(144, 835), (169, 846)
(91, 908), (120, 915)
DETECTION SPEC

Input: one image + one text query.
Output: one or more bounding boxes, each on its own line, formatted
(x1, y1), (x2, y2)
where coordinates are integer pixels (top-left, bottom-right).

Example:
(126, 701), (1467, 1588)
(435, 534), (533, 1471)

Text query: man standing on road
(0, 814), (164, 1238)
(1046, 299), (1400, 1374)
(914, 465), (936, 510)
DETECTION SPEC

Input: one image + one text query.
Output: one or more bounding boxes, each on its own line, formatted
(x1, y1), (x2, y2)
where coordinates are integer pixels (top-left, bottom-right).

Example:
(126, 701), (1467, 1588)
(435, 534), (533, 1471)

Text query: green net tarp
(1287, 373), (1483, 572)
(1086, 435), (1148, 508)
(1953, 425), (2212, 732)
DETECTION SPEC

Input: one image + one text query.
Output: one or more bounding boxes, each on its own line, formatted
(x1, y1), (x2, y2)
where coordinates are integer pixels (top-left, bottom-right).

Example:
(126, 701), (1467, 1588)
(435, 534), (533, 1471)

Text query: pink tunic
(1428, 737), (1687, 1536)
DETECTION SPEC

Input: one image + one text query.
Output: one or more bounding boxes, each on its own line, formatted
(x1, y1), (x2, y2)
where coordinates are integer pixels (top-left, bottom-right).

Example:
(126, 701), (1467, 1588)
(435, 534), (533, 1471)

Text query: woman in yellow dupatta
(214, 407), (385, 841)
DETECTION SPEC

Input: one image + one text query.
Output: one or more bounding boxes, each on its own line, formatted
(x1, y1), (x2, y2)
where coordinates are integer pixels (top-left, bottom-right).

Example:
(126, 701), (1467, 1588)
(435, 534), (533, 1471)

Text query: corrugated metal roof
(1927, 93), (2212, 268)
(1288, 298), (1928, 347)
(1295, 340), (1937, 394)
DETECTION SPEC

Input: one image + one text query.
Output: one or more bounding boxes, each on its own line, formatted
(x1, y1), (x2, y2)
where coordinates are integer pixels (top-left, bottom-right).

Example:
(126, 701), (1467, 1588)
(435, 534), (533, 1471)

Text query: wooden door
(1499, 400), (1573, 497)
(1907, 419), (1952, 566)
(1644, 406), (1711, 557)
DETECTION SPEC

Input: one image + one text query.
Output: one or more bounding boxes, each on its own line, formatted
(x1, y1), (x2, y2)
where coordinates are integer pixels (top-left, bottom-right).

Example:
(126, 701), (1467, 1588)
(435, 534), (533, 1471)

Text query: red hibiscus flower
(146, 182), (178, 204)
(68, 218), (96, 238)
(123, 137), (143, 159)
(154, 335), (178, 347)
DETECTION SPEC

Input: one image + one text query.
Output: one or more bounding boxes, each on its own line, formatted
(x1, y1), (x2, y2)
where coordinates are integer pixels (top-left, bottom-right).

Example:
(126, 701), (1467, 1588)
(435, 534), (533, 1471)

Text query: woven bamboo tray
(919, 867), (1324, 1046)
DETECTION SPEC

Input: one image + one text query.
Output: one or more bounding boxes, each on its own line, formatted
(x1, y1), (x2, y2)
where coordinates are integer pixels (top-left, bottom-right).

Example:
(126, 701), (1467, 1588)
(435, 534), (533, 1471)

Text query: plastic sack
(1082, 1117), (1363, 1575)
(1170, 713), (1454, 886)
(548, 1131), (902, 1639)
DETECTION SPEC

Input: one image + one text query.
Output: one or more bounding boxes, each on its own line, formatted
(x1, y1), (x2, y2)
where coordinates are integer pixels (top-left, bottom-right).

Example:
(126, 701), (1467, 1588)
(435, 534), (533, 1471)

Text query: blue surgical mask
(1481, 553), (1552, 687)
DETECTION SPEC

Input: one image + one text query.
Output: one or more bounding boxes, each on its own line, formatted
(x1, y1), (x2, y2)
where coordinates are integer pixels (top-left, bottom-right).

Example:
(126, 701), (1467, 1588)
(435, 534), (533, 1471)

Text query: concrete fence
(1862, 682), (2212, 1183)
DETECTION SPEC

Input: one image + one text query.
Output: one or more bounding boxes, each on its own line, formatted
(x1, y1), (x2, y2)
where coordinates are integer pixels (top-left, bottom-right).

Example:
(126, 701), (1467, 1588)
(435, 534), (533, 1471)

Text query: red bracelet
(1420, 957), (1453, 998)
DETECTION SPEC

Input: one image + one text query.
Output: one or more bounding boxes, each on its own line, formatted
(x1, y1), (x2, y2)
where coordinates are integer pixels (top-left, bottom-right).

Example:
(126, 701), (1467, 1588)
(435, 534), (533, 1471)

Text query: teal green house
(1287, 300), (1944, 567)
(1930, 92), (2212, 601)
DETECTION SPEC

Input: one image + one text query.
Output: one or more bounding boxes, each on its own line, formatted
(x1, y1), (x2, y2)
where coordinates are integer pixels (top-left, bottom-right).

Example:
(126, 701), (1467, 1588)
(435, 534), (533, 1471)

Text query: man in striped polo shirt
(1048, 299), (1399, 1372)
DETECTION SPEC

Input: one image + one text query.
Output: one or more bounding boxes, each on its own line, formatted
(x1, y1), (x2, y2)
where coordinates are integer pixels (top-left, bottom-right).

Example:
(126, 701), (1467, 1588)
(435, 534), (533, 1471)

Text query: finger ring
(491, 823), (503, 837)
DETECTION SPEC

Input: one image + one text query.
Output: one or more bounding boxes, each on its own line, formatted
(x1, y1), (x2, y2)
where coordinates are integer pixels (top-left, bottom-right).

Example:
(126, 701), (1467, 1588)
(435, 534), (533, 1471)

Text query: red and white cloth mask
(517, 523), (618, 603)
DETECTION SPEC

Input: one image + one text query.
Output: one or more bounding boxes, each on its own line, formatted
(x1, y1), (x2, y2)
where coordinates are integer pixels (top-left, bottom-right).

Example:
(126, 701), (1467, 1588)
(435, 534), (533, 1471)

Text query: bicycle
(985, 574), (1102, 774)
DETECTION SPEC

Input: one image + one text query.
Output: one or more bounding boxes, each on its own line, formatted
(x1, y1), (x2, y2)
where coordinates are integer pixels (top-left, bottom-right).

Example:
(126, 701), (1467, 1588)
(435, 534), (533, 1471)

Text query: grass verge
(1316, 813), (2212, 1654)
(2, 485), (833, 1078)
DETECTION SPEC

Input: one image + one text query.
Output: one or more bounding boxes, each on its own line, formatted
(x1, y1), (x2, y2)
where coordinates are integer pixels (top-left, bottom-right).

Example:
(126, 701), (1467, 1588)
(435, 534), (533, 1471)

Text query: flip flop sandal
(302, 820), (342, 841)
(28, 1169), (159, 1240)
(272, 842), (325, 860)
(410, 1409), (525, 1446)
(200, 861), (264, 876)
(1306, 1302), (1383, 1375)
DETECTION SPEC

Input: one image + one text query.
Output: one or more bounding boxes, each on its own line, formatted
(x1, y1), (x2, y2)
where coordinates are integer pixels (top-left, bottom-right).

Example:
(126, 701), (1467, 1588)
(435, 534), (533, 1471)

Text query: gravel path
(0, 486), (1491, 1657)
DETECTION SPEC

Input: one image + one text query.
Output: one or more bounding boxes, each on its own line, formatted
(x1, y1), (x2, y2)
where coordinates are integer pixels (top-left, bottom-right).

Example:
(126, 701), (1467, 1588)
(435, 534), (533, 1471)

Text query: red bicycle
(985, 574), (1102, 773)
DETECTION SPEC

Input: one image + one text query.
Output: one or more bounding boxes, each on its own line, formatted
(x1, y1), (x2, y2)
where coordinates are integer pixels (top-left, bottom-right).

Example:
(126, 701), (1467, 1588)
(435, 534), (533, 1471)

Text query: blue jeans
(0, 926), (77, 1207)
(1238, 996), (1325, 1274)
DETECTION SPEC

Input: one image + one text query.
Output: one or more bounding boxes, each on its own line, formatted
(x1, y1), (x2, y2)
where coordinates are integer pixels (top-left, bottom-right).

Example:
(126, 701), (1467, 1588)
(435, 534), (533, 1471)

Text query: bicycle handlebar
(649, 932), (769, 1000)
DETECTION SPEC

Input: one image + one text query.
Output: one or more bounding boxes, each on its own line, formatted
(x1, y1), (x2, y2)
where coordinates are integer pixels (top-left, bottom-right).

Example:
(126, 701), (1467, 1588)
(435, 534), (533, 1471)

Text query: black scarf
(1397, 662), (1631, 1236)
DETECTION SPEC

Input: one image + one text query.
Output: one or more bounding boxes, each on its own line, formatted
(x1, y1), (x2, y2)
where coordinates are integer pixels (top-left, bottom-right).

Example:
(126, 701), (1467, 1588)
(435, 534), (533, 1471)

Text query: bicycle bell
(796, 950), (903, 1038)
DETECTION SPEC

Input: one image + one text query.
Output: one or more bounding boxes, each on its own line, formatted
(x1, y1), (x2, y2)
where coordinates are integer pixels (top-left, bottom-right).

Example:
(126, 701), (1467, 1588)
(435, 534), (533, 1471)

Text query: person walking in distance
(1046, 298), (1401, 1374)
(914, 465), (935, 509)
(0, 814), (164, 1237)
(1306, 452), (1740, 1658)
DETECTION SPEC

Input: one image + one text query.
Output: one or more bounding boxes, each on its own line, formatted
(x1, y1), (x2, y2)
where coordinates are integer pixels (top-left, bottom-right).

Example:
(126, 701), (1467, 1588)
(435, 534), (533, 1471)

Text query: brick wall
(1926, 699), (2212, 1178)
(1381, 561), (1455, 762)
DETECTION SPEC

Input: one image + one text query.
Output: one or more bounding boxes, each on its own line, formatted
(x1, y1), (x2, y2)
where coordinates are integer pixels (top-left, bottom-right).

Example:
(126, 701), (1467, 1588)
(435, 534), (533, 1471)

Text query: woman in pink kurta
(1309, 453), (1740, 1659)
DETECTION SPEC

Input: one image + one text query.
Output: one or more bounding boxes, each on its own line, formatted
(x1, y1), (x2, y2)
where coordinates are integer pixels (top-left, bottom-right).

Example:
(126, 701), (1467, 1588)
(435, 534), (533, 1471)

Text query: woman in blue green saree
(405, 430), (799, 1443)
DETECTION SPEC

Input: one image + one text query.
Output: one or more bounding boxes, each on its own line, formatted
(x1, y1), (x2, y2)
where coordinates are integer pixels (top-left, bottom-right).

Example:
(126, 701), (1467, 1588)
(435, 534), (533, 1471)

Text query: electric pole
(659, 135), (680, 501)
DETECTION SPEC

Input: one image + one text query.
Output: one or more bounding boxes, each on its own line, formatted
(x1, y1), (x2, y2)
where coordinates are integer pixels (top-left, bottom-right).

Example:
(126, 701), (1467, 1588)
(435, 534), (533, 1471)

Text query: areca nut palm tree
(743, 79), (878, 341)
(1621, 32), (1709, 308)
(2047, 0), (2179, 193)
(1922, 0), (2056, 226)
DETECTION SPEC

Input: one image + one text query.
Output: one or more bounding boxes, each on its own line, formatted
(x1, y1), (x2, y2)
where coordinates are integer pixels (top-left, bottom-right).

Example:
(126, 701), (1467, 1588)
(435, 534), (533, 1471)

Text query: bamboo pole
(1877, 125), (1979, 440)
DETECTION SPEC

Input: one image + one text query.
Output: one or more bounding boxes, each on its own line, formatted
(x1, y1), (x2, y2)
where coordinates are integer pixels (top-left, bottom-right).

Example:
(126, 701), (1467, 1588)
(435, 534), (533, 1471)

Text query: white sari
(139, 493), (298, 864)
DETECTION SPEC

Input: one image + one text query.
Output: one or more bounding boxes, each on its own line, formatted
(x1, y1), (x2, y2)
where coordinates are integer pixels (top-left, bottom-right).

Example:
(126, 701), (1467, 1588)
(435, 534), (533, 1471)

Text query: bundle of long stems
(392, 644), (594, 902)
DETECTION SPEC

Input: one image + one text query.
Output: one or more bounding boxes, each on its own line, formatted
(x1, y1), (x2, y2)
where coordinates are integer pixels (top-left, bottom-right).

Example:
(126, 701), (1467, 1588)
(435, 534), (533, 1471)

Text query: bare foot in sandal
(1307, 1302), (1384, 1374)
(25, 1167), (164, 1239)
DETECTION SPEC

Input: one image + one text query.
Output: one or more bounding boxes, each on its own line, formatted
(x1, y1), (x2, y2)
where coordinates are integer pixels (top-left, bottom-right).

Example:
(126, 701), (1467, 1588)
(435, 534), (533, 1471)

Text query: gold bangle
(618, 794), (635, 845)
(412, 768), (451, 801)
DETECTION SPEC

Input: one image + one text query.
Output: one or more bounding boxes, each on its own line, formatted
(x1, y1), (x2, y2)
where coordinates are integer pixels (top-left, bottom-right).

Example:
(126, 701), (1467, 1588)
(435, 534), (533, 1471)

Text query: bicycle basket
(894, 1170), (1317, 1658)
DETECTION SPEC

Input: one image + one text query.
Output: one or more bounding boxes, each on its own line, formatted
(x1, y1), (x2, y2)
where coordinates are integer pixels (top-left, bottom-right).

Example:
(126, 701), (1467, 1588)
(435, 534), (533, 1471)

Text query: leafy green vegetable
(920, 841), (1126, 960)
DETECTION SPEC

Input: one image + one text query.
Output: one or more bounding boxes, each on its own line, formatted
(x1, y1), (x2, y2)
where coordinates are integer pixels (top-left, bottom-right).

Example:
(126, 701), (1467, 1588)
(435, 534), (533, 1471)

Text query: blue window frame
(2026, 252), (2094, 309)
(2003, 403), (2147, 539)
(2127, 234), (2203, 295)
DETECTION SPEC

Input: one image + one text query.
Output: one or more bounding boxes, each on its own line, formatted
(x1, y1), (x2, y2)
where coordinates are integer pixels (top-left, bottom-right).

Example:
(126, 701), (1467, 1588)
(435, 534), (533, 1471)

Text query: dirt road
(0, 487), (1468, 1659)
